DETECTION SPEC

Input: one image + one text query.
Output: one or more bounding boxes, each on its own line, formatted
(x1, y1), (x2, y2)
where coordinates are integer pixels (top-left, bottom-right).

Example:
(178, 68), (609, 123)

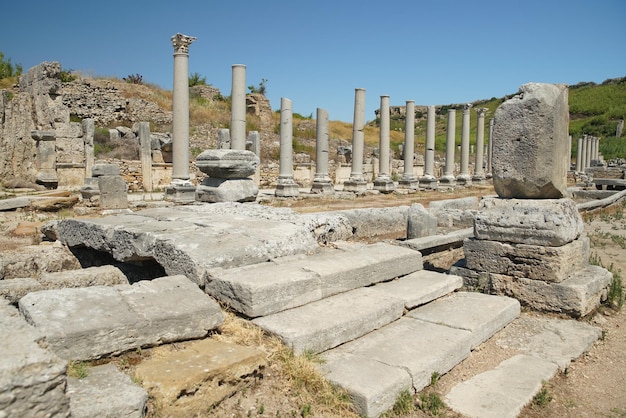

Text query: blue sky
(2, 0), (625, 123)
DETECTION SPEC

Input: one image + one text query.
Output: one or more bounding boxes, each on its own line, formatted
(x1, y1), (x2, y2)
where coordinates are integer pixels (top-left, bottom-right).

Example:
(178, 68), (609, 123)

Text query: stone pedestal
(32, 130), (58, 188)
(195, 149), (259, 202)
(91, 163), (128, 209)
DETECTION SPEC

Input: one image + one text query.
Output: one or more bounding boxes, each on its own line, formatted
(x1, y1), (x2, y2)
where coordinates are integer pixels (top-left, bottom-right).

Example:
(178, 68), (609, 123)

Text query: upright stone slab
(98, 175), (128, 209)
(32, 130), (58, 188)
(492, 83), (569, 198)
(138, 121), (153, 192)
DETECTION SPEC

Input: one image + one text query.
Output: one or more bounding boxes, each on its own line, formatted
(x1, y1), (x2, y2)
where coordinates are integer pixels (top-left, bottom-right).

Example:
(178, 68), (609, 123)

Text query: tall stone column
(82, 118), (95, 178)
(344, 88), (367, 192)
(311, 108), (334, 194)
(275, 98), (299, 197)
(584, 135), (592, 169)
(419, 105), (438, 189)
(472, 108), (487, 183)
(166, 33), (196, 202)
(456, 103), (472, 186)
(576, 136), (583, 172)
(230, 64), (247, 150)
(487, 118), (494, 177)
(440, 109), (456, 187)
(139, 122), (153, 192)
(374, 95), (395, 192)
(592, 137), (600, 163)
(399, 100), (418, 189)
(567, 135), (572, 170)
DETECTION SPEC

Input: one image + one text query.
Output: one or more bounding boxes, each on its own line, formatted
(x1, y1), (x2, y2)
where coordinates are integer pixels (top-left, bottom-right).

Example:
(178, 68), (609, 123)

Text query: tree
(189, 72), (207, 87)
(248, 78), (268, 96)
(0, 52), (22, 79)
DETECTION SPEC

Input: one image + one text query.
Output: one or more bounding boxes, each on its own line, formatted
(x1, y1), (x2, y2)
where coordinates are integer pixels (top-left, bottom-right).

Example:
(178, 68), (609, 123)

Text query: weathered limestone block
(195, 177), (259, 203)
(92, 163), (121, 177)
(0, 277), (44, 303)
(463, 236), (589, 283)
(335, 206), (410, 240)
(407, 203), (437, 239)
(135, 339), (266, 417)
(195, 149), (259, 178)
(0, 299), (70, 417)
(474, 197), (584, 246)
(66, 363), (147, 418)
(492, 83), (569, 198)
(18, 275), (224, 360)
(98, 175), (128, 209)
(38, 265), (129, 289)
(0, 244), (81, 280)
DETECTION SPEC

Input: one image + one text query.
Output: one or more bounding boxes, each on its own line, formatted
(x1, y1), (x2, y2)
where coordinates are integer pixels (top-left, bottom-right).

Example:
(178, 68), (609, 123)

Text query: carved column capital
(171, 33), (197, 54)
(476, 107), (488, 117)
(463, 103), (473, 112)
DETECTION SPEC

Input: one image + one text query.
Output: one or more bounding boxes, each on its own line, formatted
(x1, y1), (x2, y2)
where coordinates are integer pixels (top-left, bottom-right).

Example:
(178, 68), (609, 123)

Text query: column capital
(463, 103), (473, 112)
(171, 33), (196, 54)
(476, 107), (488, 117)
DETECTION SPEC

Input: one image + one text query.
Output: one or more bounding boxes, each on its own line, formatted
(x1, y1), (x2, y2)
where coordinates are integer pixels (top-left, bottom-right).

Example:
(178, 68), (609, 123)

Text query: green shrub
(0, 52), (22, 79)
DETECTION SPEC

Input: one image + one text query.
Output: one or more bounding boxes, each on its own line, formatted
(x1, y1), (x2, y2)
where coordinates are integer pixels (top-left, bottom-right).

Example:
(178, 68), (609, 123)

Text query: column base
(373, 176), (396, 193)
(275, 178), (300, 197)
(419, 175), (439, 190)
(398, 176), (419, 190)
(343, 178), (368, 193)
(310, 181), (335, 194)
(472, 174), (486, 184)
(456, 174), (472, 187)
(439, 175), (457, 189)
(165, 182), (197, 203)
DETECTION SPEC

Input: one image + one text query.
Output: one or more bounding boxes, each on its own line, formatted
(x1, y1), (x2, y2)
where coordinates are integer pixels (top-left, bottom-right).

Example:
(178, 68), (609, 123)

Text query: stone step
(18, 275), (224, 360)
(317, 292), (520, 418)
(206, 242), (423, 318)
(251, 270), (462, 355)
(444, 314), (601, 418)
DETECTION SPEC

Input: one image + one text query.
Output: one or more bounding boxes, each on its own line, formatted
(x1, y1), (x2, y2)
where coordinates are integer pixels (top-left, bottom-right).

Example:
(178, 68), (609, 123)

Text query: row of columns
(575, 134), (601, 172)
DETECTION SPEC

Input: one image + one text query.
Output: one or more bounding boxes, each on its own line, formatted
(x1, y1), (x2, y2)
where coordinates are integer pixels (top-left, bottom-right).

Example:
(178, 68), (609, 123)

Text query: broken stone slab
(428, 196), (480, 212)
(321, 317), (472, 394)
(452, 264), (612, 317)
(400, 228), (474, 252)
(252, 287), (406, 354)
(0, 277), (44, 304)
(0, 298), (70, 417)
(195, 177), (259, 203)
(428, 196), (480, 228)
(92, 163), (120, 177)
(66, 363), (148, 418)
(463, 236), (589, 283)
(18, 275), (224, 360)
(30, 196), (79, 211)
(372, 270), (463, 309)
(195, 149), (259, 178)
(474, 197), (584, 246)
(135, 339), (266, 418)
(334, 206), (409, 240)
(38, 265), (129, 289)
(445, 354), (559, 418)
(492, 83), (569, 198)
(407, 292), (521, 349)
(407, 203), (437, 239)
(0, 196), (31, 211)
(494, 314), (601, 369)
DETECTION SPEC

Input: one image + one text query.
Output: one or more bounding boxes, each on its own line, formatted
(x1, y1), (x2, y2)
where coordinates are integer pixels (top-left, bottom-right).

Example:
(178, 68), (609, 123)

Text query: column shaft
(473, 108), (487, 182)
(230, 64), (247, 150)
(139, 122), (153, 192)
(457, 104), (472, 185)
(345, 88), (367, 192)
(442, 109), (456, 182)
(311, 108), (333, 193)
(399, 100), (418, 189)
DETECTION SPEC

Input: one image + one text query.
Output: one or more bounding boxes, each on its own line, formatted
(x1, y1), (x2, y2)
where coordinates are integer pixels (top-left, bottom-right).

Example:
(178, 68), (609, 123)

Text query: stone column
(311, 108), (334, 194)
(487, 118), (494, 177)
(592, 137), (600, 164)
(617, 119), (624, 137)
(230, 64), (247, 150)
(275, 98), (299, 197)
(584, 135), (592, 169)
(166, 33), (196, 203)
(472, 108), (487, 183)
(344, 88), (367, 192)
(399, 100), (418, 189)
(420, 105), (438, 189)
(138, 122), (153, 192)
(82, 119), (95, 177)
(440, 109), (456, 186)
(217, 128), (231, 149)
(457, 103), (472, 186)
(576, 136), (583, 172)
(567, 135), (572, 171)
(374, 96), (395, 192)
(32, 130), (58, 188)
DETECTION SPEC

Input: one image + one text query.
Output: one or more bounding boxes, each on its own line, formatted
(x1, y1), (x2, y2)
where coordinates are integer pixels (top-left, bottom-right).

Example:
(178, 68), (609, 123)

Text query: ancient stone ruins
(0, 33), (622, 418)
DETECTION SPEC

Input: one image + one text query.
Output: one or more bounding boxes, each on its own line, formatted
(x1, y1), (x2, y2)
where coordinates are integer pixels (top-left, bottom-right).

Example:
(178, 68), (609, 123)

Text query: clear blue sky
(2, 0), (625, 123)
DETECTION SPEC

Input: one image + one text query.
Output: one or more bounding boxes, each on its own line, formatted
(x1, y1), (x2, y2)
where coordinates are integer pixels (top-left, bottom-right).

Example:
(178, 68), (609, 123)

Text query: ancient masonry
(451, 83), (613, 317)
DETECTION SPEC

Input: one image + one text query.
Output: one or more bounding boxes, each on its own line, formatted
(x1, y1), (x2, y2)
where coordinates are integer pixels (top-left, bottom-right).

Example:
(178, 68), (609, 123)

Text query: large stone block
(0, 299), (70, 418)
(98, 175), (128, 209)
(195, 149), (259, 178)
(492, 83), (569, 198)
(464, 236), (589, 283)
(195, 177), (259, 203)
(474, 197), (584, 246)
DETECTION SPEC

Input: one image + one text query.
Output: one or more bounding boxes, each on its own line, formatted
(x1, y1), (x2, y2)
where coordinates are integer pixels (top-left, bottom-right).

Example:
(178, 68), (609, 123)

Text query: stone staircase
(206, 241), (522, 417)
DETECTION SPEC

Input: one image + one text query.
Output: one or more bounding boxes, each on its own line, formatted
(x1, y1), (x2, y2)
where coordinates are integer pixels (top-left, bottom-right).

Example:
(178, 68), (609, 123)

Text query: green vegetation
(188, 72), (207, 87)
(0, 51), (22, 79)
(532, 383), (553, 406)
(391, 390), (415, 414)
(248, 78), (268, 95)
(123, 73), (143, 84)
(67, 361), (89, 379)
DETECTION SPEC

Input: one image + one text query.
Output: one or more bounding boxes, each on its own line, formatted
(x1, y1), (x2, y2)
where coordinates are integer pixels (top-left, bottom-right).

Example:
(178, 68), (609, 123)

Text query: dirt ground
(1, 187), (625, 418)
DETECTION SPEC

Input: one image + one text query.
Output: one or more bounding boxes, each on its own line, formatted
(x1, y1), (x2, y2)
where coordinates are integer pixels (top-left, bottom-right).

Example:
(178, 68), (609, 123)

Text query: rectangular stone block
(19, 275), (224, 360)
(464, 236), (589, 283)
(0, 299), (70, 417)
(0, 277), (44, 303)
(98, 175), (128, 209)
